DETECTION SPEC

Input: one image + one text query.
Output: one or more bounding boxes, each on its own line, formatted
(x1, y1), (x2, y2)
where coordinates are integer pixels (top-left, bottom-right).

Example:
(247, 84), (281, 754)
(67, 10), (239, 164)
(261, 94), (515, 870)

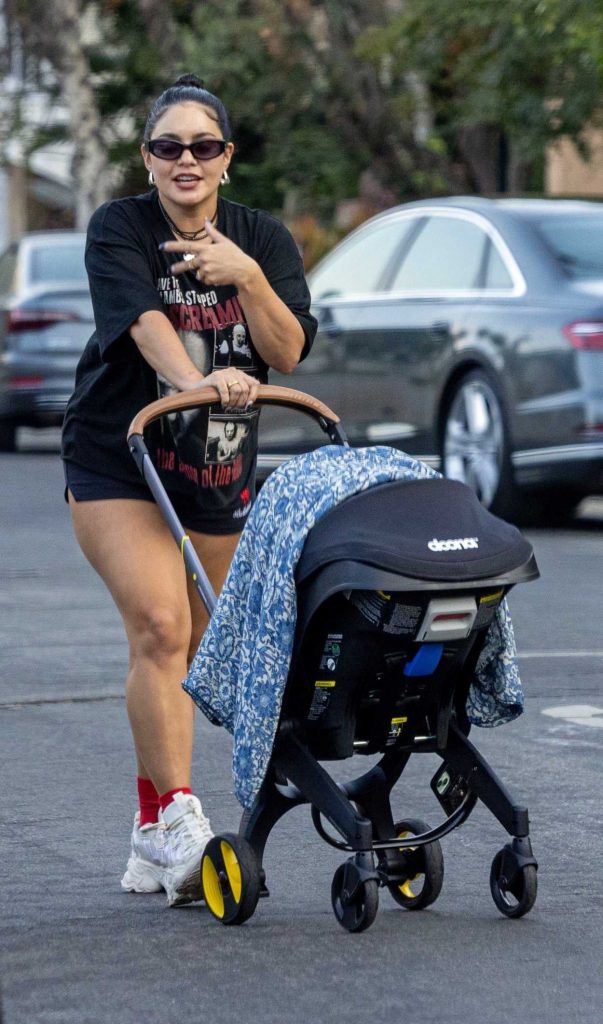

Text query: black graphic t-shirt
(61, 192), (317, 528)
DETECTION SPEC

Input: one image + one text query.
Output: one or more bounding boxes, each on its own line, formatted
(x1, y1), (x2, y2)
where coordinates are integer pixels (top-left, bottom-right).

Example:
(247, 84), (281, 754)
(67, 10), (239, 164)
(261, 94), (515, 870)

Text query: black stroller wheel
(331, 862), (379, 933)
(201, 833), (261, 925)
(387, 818), (444, 910)
(490, 849), (537, 918)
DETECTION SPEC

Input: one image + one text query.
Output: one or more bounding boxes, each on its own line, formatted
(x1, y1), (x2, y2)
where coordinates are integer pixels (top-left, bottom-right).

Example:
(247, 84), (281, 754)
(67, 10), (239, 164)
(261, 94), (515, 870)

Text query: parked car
(0, 230), (93, 451)
(260, 196), (603, 520)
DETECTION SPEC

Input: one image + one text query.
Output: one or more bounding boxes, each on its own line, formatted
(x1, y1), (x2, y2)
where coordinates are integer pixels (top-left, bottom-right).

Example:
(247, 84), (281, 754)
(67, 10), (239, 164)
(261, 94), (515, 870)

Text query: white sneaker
(121, 813), (167, 894)
(121, 794), (213, 906)
(159, 792), (214, 906)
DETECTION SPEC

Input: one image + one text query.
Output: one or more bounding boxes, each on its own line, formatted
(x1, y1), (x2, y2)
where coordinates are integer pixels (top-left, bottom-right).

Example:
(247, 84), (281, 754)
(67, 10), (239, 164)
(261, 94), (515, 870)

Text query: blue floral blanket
(184, 446), (523, 809)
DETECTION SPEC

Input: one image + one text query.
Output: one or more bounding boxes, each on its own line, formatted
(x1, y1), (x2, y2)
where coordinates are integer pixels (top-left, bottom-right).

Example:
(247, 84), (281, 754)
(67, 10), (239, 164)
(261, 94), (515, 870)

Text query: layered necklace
(158, 197), (218, 245)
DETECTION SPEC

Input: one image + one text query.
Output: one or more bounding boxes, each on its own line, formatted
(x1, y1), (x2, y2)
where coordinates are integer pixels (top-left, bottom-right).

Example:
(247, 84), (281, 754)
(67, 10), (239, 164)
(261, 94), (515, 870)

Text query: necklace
(158, 198), (218, 241)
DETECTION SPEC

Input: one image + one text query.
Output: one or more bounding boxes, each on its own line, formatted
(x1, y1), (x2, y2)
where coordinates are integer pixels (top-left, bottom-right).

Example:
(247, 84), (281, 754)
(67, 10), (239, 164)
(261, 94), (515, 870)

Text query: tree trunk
(506, 143), (533, 194)
(56, 0), (111, 228)
(5, 0), (113, 227)
(457, 124), (504, 194)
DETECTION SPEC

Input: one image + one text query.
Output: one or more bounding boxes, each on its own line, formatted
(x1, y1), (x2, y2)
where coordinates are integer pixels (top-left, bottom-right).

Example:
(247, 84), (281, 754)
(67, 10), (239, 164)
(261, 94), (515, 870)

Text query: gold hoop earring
(148, 170), (155, 186)
(220, 170), (230, 186)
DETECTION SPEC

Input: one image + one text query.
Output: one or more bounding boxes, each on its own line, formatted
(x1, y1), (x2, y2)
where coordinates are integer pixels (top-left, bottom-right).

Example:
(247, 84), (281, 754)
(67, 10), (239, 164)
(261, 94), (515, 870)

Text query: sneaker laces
(165, 796), (213, 858)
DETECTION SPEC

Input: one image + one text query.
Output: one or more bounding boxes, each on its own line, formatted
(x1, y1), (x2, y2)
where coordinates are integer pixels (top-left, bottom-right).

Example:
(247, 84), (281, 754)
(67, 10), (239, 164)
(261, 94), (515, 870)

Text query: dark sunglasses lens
(191, 140), (226, 160)
(148, 139), (226, 160)
(149, 140), (183, 159)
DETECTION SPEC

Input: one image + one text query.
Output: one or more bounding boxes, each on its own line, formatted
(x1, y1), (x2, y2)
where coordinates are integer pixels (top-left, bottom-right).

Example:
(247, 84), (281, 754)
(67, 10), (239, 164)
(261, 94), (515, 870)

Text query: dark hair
(144, 74), (231, 143)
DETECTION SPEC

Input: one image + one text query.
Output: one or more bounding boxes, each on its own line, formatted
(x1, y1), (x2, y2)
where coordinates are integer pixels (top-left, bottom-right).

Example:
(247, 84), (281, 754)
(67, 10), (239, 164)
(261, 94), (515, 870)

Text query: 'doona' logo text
(428, 536), (479, 552)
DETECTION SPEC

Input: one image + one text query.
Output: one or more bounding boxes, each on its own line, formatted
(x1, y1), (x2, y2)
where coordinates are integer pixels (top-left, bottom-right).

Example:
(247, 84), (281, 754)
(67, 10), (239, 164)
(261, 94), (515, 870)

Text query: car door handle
(317, 305), (343, 338)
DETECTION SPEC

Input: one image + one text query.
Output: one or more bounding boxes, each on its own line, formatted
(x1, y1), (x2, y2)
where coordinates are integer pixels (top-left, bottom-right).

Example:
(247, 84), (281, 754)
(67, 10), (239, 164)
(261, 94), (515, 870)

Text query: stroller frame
(128, 385), (539, 932)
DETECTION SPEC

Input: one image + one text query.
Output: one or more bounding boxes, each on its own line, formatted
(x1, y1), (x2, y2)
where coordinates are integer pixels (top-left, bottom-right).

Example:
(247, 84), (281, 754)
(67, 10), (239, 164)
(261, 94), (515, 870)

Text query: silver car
(0, 230), (93, 451)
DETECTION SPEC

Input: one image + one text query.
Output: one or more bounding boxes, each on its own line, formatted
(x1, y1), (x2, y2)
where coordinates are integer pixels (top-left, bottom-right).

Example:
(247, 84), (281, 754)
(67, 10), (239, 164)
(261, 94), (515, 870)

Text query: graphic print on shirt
(205, 409), (259, 465)
(153, 275), (259, 492)
(214, 322), (255, 370)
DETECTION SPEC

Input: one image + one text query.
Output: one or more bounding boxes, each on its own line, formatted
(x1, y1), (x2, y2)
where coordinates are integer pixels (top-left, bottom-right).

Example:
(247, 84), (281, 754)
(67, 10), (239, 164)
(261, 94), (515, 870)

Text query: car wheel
(513, 487), (581, 527)
(0, 419), (18, 453)
(441, 369), (516, 516)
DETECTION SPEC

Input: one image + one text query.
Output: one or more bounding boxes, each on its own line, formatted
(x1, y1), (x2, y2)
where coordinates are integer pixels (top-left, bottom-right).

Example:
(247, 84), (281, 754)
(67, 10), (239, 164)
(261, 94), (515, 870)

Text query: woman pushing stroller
(61, 74), (317, 905)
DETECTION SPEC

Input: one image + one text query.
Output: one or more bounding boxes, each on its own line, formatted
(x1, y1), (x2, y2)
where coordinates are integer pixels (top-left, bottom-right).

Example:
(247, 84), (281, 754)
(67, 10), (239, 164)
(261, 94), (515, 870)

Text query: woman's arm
(129, 310), (259, 407)
(236, 265), (305, 374)
(162, 222), (306, 374)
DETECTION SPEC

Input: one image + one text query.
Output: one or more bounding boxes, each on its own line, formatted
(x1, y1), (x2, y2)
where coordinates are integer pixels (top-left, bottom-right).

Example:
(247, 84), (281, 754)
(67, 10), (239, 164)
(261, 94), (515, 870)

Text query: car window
(29, 242), (87, 284)
(534, 214), (603, 279)
(0, 245), (18, 295)
(484, 240), (514, 289)
(309, 217), (415, 301)
(390, 215), (488, 291)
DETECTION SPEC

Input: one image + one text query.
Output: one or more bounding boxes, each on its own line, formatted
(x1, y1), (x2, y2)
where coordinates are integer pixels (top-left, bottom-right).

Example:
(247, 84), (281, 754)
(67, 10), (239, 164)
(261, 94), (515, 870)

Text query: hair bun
(172, 73), (205, 90)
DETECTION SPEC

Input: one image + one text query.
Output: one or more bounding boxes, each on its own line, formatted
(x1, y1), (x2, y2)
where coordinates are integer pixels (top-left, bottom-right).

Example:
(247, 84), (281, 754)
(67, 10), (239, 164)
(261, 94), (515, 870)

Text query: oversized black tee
(62, 191), (317, 527)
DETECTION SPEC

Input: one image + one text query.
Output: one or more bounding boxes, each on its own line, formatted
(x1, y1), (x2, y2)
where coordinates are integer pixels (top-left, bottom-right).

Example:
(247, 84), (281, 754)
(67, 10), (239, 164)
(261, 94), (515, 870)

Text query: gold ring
(227, 379), (238, 387)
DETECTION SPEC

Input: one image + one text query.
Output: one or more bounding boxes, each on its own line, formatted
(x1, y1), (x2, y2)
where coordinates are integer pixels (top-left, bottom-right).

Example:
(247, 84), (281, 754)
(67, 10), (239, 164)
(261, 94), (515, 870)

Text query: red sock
(159, 787), (192, 812)
(137, 776), (160, 827)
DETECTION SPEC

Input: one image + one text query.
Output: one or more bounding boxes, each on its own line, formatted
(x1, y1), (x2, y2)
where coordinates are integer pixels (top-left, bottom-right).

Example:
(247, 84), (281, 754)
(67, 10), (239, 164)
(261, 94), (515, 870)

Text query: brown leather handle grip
(127, 383), (340, 440)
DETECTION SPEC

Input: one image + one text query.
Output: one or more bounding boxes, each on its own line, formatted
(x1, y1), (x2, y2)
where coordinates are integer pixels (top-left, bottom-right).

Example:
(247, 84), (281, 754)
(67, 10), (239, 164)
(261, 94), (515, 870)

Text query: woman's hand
(158, 219), (306, 376)
(184, 366), (259, 409)
(160, 221), (259, 289)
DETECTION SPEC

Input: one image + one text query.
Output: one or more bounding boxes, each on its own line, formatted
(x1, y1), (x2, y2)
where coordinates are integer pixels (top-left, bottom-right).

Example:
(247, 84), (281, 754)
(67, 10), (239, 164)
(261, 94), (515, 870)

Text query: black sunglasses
(147, 138), (227, 161)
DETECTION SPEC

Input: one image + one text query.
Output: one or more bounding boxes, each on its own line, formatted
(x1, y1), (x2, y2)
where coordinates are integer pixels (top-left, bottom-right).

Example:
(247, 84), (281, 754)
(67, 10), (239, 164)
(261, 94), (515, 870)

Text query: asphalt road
(1, 434), (602, 1024)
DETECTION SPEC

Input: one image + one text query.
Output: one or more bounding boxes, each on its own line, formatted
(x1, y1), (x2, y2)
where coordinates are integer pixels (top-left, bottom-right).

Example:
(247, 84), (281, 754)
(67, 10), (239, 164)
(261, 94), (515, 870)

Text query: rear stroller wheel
(387, 818), (444, 910)
(331, 861), (379, 933)
(490, 847), (537, 919)
(201, 833), (261, 925)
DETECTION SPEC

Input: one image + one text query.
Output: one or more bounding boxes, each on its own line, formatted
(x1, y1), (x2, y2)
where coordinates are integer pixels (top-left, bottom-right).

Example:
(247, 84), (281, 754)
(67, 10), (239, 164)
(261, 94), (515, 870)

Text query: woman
(61, 74), (317, 906)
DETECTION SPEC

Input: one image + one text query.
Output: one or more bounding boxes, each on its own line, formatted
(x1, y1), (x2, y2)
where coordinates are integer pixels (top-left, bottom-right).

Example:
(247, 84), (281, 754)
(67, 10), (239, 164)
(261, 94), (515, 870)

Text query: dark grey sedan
(0, 230), (93, 451)
(260, 197), (603, 520)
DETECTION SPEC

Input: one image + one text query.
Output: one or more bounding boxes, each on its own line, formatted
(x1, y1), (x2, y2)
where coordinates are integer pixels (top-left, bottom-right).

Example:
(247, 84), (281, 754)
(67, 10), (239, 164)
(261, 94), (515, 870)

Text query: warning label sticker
(308, 680), (336, 721)
(382, 603), (422, 635)
(386, 715), (408, 746)
(348, 591), (422, 635)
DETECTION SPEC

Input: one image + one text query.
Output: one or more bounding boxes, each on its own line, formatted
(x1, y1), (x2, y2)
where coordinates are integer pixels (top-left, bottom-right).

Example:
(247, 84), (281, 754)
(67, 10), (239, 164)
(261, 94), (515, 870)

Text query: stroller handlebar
(126, 385), (346, 613)
(127, 383), (342, 442)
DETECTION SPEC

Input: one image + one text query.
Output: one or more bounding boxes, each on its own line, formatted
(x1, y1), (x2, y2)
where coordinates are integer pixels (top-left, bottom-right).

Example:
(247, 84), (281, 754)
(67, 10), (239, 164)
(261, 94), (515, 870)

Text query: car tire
(512, 487), (581, 527)
(441, 369), (517, 518)
(0, 419), (18, 453)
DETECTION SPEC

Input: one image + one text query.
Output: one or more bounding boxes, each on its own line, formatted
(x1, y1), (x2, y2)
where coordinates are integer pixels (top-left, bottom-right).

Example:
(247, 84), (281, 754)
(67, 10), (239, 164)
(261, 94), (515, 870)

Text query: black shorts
(63, 461), (245, 536)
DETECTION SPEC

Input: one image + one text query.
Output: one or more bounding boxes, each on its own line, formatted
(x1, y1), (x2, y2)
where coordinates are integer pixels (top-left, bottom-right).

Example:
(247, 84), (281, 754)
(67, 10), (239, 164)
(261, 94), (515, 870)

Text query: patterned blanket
(184, 445), (523, 809)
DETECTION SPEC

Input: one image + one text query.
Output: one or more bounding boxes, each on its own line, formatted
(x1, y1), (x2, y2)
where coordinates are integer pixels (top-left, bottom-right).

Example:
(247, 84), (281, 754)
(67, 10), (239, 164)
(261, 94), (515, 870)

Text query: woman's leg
(185, 529), (241, 664)
(68, 494), (194, 794)
(68, 495), (241, 905)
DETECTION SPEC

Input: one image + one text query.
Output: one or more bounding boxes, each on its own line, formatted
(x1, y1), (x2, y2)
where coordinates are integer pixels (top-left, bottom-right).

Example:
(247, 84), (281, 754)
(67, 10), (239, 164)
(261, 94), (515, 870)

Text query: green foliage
(5, 0), (603, 223)
(176, 1), (370, 215)
(366, 0), (603, 161)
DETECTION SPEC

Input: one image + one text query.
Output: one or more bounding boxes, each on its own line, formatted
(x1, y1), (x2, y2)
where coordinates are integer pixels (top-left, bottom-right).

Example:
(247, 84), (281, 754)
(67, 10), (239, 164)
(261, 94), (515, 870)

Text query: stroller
(128, 385), (539, 932)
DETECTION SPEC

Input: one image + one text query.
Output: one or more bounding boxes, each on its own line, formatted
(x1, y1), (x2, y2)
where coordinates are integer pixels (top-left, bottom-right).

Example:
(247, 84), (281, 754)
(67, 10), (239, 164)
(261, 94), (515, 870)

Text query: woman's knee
(130, 603), (191, 663)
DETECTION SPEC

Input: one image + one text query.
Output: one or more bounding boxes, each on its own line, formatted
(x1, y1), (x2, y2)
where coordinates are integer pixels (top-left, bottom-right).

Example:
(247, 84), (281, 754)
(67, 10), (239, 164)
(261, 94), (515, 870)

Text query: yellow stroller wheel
(201, 834), (261, 925)
(387, 818), (444, 910)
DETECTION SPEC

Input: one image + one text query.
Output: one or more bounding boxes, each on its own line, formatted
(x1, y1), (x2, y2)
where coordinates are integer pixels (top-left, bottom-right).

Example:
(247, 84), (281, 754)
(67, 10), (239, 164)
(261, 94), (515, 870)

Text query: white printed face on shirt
(232, 323), (252, 358)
